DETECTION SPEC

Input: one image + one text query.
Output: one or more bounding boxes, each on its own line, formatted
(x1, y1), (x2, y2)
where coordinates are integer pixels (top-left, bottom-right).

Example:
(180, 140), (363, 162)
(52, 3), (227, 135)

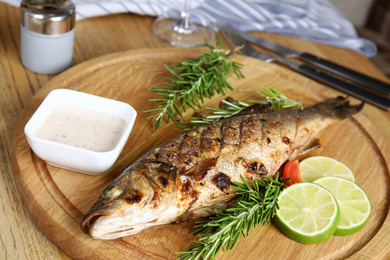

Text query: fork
(217, 23), (390, 110)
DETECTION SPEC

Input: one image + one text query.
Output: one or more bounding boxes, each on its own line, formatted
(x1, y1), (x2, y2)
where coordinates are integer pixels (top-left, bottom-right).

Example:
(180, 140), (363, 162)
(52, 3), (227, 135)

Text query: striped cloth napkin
(7, 0), (377, 57)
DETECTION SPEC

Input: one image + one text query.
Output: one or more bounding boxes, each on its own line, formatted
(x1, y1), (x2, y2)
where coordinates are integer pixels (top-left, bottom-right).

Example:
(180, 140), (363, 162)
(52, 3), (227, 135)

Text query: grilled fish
(81, 97), (363, 240)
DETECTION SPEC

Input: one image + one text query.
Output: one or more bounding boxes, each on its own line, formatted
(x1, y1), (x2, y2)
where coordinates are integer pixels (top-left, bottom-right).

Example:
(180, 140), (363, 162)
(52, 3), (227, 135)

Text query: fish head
(81, 162), (178, 239)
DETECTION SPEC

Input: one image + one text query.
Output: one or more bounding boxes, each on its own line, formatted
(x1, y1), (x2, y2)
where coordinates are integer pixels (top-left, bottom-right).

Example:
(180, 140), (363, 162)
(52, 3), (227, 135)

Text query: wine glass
(152, 0), (215, 48)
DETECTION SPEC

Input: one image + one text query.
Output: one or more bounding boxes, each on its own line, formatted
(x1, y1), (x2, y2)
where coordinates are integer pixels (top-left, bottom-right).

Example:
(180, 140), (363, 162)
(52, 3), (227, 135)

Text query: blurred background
(331, 0), (390, 78)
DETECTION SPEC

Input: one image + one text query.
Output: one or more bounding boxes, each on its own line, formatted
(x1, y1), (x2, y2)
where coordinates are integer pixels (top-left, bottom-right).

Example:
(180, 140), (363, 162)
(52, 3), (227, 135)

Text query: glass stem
(173, 0), (196, 35)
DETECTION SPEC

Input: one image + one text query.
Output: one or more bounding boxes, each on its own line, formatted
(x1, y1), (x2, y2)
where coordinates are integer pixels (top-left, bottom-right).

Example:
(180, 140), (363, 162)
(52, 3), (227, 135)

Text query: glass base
(152, 17), (215, 48)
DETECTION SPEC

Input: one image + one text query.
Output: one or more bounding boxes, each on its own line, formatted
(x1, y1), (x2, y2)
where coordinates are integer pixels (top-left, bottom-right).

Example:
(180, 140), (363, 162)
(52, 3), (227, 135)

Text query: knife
(236, 28), (390, 98)
(219, 23), (390, 111)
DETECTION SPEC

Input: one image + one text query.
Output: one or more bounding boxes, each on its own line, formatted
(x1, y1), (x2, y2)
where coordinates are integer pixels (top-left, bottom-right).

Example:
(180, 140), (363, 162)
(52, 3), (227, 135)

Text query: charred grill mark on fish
(141, 162), (174, 191)
(153, 136), (182, 167)
(158, 176), (168, 187)
(81, 97), (364, 240)
(155, 150), (178, 167)
(184, 158), (218, 182)
(201, 122), (222, 140)
(180, 180), (199, 213)
(240, 159), (267, 176)
(241, 159), (258, 173)
(240, 116), (261, 143)
(178, 131), (201, 172)
(221, 118), (240, 146)
(259, 163), (266, 175)
(181, 180), (192, 195)
(200, 123), (222, 149)
(125, 190), (142, 204)
(212, 173), (231, 191)
(250, 162), (258, 172)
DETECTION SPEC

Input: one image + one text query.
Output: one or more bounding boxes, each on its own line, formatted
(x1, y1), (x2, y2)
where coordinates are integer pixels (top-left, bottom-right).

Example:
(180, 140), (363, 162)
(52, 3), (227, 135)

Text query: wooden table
(2, 2), (390, 259)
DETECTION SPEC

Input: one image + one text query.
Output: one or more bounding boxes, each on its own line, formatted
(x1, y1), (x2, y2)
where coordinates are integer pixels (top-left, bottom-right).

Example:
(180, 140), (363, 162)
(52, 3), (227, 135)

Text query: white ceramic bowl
(24, 89), (137, 175)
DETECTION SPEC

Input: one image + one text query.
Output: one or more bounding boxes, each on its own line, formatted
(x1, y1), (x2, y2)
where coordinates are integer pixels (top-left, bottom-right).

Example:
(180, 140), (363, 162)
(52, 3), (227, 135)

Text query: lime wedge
(299, 156), (355, 182)
(314, 177), (371, 236)
(274, 182), (340, 244)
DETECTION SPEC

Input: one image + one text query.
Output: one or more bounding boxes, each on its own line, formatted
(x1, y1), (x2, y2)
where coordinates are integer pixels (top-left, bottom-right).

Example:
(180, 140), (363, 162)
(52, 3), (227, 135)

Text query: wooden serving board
(11, 48), (390, 259)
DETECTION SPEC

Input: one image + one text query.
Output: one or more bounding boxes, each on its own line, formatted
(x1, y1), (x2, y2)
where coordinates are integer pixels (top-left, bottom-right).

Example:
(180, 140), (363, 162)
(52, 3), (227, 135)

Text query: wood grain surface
(11, 48), (390, 259)
(2, 2), (390, 259)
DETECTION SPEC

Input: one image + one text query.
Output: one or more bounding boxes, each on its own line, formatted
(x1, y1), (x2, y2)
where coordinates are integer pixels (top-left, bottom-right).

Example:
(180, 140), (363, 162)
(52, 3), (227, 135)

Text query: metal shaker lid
(21, 0), (75, 35)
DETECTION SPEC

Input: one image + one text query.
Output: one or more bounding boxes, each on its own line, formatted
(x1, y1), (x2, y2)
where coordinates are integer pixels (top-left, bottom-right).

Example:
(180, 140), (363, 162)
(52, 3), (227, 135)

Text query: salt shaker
(20, 0), (76, 74)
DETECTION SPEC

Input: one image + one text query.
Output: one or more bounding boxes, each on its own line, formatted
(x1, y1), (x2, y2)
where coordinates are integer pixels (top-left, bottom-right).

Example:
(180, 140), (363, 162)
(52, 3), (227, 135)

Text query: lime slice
(274, 182), (340, 244)
(299, 156), (355, 182)
(314, 177), (371, 236)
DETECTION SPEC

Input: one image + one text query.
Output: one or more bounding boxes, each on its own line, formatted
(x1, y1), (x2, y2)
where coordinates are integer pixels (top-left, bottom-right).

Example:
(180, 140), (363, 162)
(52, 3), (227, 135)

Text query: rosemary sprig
(176, 174), (287, 260)
(143, 38), (244, 130)
(185, 99), (250, 126)
(186, 87), (302, 127)
(251, 87), (303, 111)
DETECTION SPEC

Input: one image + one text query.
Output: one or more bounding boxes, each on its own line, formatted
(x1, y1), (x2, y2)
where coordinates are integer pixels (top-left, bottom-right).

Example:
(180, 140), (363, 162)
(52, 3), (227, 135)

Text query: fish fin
(184, 157), (218, 182)
(298, 138), (321, 156)
(237, 103), (273, 115)
(204, 193), (237, 206)
(178, 195), (237, 221)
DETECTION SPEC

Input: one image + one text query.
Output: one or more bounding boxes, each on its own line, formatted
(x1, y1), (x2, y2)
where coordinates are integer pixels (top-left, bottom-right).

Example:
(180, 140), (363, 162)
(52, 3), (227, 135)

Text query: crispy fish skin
(81, 97), (363, 240)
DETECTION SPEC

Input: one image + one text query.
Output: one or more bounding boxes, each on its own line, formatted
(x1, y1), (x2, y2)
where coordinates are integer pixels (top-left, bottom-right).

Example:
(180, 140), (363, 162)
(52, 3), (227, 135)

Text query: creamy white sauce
(34, 105), (126, 152)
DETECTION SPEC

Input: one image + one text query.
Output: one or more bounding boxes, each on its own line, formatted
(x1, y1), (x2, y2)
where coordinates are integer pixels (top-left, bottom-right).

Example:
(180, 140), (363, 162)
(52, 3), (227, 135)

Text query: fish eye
(103, 184), (123, 198)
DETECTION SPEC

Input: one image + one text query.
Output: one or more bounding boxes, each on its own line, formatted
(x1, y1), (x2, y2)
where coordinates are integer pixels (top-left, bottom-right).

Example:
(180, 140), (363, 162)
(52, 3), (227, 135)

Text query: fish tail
(315, 96), (364, 119)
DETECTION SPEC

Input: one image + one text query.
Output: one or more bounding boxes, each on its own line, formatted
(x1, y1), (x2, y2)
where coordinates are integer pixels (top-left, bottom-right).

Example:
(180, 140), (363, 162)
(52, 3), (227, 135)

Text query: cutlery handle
(299, 52), (390, 97)
(296, 64), (390, 111)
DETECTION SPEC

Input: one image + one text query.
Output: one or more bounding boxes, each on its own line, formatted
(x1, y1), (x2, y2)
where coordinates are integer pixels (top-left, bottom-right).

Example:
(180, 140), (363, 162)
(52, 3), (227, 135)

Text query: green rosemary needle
(176, 174), (287, 260)
(143, 38), (244, 130)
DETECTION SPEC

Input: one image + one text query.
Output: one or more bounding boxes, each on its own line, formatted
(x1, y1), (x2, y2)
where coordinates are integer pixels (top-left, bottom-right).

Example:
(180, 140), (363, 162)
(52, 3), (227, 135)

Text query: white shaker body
(20, 26), (75, 74)
(20, 0), (76, 75)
